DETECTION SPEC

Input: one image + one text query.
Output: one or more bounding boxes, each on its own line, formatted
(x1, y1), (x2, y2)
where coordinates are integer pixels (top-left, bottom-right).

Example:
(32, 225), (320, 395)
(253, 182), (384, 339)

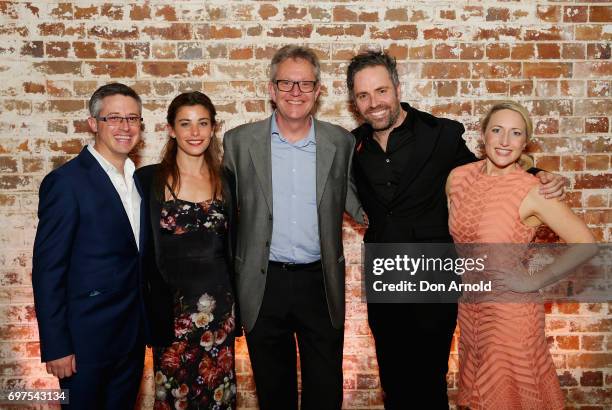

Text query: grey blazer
(223, 116), (364, 332)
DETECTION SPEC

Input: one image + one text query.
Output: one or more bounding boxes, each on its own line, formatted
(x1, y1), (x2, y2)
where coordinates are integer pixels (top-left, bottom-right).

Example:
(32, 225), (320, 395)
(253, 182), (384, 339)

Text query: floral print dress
(153, 195), (236, 410)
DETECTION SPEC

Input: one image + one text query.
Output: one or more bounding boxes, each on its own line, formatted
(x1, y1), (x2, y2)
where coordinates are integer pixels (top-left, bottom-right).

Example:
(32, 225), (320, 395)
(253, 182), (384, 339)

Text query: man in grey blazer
(223, 45), (364, 410)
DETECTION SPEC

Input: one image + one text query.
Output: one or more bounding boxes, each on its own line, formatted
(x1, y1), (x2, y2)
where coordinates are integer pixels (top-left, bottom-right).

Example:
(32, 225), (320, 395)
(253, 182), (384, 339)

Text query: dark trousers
(59, 344), (145, 410)
(368, 303), (457, 410)
(246, 261), (344, 410)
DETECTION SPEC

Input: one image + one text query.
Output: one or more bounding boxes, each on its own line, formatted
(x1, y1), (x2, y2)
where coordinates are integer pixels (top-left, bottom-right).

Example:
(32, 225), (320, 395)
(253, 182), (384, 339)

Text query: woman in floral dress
(137, 92), (237, 410)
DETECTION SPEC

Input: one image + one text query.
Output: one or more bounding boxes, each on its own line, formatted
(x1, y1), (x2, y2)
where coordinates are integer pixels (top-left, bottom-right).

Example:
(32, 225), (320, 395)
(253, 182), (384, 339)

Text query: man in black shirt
(347, 51), (565, 409)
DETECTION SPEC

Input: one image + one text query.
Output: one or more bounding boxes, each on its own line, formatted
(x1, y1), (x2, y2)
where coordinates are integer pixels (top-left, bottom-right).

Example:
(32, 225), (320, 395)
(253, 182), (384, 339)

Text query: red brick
(88, 26), (138, 40)
(460, 6), (484, 22)
(20, 41), (43, 58)
(524, 26), (569, 41)
(74, 5), (97, 20)
(46, 81), (72, 98)
(434, 44), (459, 60)
(587, 81), (610, 98)
(370, 25), (417, 40)
(486, 7), (510, 22)
(100, 4), (123, 20)
(581, 371), (604, 386)
(585, 192), (607, 208)
(574, 174), (612, 190)
(509, 80), (533, 96)
(0, 24), (28, 37)
(197, 24), (243, 39)
(474, 27), (520, 41)
(73, 42), (96, 59)
(23, 82), (45, 94)
(152, 43), (176, 59)
(0, 157), (18, 173)
(33, 61), (81, 75)
(384, 8), (407, 21)
(258, 4), (278, 20)
(561, 155), (585, 171)
(229, 46), (253, 60)
(557, 335), (579, 350)
(576, 25), (612, 41)
(143, 24), (192, 40)
(50, 3), (73, 20)
(537, 5), (561, 22)
(422, 62), (469, 79)
(511, 44), (535, 60)
(129, 4), (151, 20)
(460, 44), (484, 60)
(142, 62), (189, 77)
(435, 81), (458, 97)
(45, 42), (70, 58)
(536, 43), (561, 59)
(575, 62), (612, 78)
(284, 5), (307, 20)
(316, 24), (365, 38)
(154, 5), (177, 21)
(535, 155), (560, 171)
(125, 42), (150, 60)
(244, 100), (265, 113)
(563, 44), (586, 60)
(587, 44), (611, 60)
(87, 62), (137, 78)
(524, 63), (571, 78)
(586, 117), (609, 133)
(387, 44), (409, 60)
(590, 6), (612, 22)
(486, 43), (510, 60)
(586, 155), (609, 170)
(408, 45), (431, 60)
(582, 136), (611, 153)
(575, 99), (612, 116)
(564, 6), (588, 23)
(473, 62), (521, 79)
(440, 10), (455, 20)
(99, 42), (123, 59)
(558, 371), (579, 387)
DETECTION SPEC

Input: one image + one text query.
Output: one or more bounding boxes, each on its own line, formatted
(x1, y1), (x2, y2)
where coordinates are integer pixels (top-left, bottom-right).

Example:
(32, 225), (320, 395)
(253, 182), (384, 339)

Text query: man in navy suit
(32, 83), (148, 409)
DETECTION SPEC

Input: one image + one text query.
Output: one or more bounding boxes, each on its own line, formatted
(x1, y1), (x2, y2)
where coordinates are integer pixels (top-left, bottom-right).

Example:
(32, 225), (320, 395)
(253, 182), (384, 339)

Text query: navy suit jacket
(32, 148), (149, 364)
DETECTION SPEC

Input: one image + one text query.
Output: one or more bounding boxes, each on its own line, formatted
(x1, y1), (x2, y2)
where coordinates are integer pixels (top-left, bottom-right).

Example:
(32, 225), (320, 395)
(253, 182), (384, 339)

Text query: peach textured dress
(448, 160), (564, 410)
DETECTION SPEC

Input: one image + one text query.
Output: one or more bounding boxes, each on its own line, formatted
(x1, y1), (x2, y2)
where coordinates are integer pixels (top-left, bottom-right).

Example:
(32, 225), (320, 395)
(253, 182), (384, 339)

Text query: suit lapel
(314, 119), (336, 207)
(248, 118), (273, 213)
(134, 175), (147, 254)
(81, 148), (139, 251)
(389, 112), (441, 208)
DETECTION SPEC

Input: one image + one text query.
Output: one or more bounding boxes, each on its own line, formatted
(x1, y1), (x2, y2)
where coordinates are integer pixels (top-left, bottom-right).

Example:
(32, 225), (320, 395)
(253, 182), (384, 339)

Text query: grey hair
(88, 82), (142, 118)
(269, 45), (321, 83)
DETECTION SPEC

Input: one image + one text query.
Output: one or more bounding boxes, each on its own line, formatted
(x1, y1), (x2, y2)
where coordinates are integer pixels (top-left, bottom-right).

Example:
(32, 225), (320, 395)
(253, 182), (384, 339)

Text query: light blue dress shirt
(269, 112), (320, 263)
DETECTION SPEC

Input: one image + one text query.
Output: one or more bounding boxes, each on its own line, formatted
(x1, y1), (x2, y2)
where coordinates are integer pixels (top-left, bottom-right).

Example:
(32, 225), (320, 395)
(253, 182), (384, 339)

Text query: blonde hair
(481, 101), (533, 140)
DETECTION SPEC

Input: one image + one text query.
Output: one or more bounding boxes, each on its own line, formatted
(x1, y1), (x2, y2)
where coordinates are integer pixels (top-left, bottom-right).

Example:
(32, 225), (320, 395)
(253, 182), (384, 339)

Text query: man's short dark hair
(88, 83), (142, 118)
(346, 51), (400, 101)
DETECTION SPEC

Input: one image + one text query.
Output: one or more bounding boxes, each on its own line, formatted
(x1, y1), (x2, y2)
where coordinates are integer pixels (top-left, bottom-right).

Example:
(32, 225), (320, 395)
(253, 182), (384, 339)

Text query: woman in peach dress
(446, 101), (595, 409)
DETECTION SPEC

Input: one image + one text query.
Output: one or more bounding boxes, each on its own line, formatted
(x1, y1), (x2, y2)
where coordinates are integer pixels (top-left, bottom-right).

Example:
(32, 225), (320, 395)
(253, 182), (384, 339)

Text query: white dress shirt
(87, 145), (141, 249)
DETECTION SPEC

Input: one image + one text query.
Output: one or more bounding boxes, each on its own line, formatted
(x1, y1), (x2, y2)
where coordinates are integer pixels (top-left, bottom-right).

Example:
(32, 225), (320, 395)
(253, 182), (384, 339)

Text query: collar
(271, 111), (316, 148)
(87, 144), (135, 178)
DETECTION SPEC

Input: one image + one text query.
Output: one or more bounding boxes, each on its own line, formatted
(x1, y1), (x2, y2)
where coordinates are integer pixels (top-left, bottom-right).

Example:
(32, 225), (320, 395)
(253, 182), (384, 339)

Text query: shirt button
(386, 181), (392, 186)
(385, 158), (391, 163)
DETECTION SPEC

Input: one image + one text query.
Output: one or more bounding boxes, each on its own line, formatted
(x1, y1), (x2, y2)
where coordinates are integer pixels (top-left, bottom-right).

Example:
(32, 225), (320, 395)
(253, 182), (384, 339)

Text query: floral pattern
(160, 198), (226, 236)
(154, 198), (236, 410)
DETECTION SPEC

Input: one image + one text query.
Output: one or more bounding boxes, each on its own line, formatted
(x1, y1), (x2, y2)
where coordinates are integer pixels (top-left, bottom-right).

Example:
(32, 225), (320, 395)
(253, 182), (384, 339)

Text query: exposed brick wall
(0, 1), (610, 409)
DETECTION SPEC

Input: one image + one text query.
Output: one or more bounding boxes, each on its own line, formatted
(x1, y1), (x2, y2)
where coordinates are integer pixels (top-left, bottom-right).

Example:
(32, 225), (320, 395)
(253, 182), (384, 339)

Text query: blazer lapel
(389, 112), (441, 208)
(81, 149), (139, 251)
(134, 175), (147, 254)
(314, 119), (336, 207)
(248, 118), (273, 213)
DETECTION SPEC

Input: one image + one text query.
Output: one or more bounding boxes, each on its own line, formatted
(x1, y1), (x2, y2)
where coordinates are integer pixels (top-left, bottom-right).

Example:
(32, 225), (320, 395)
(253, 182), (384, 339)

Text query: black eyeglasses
(274, 80), (318, 93)
(97, 115), (143, 126)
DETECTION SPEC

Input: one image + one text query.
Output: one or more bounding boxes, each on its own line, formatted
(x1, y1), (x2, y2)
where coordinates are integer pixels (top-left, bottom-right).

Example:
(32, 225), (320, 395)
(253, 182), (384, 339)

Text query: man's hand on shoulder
(535, 170), (568, 200)
(46, 354), (76, 379)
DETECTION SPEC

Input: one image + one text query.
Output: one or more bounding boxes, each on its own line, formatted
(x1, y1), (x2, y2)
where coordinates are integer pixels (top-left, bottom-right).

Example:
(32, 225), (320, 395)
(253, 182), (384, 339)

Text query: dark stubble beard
(369, 102), (402, 132)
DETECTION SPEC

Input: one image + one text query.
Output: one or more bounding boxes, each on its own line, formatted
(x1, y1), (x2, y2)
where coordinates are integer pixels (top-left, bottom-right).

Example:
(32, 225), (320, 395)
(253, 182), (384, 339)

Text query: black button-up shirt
(356, 103), (416, 206)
